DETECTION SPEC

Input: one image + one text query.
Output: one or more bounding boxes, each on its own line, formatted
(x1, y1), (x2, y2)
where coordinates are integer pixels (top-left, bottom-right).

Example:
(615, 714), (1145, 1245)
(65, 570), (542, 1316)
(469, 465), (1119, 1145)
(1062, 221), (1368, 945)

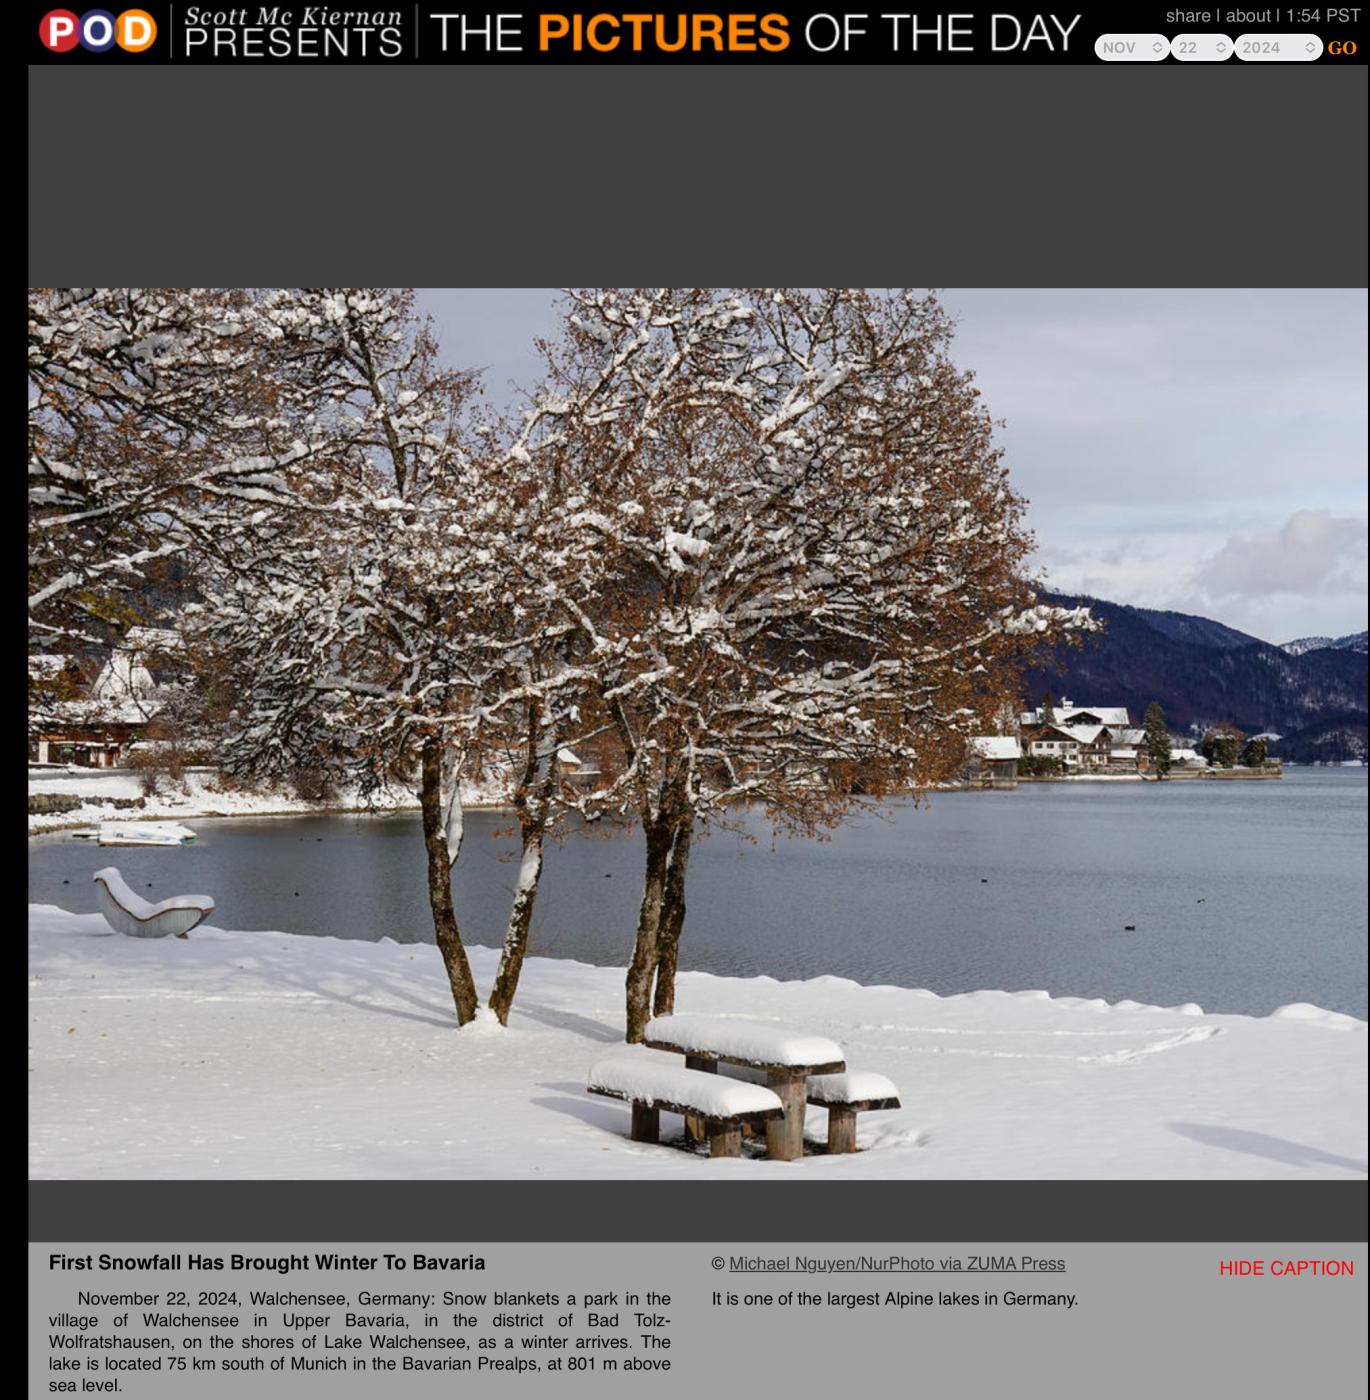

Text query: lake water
(28, 768), (1367, 1019)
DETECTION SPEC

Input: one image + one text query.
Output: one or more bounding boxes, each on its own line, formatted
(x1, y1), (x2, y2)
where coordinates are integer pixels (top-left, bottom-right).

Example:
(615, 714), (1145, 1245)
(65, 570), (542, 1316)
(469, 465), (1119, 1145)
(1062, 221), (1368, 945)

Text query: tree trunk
(651, 817), (694, 1018)
(419, 735), (480, 1025)
(487, 706), (557, 1026)
(487, 812), (545, 1026)
(625, 814), (674, 1042)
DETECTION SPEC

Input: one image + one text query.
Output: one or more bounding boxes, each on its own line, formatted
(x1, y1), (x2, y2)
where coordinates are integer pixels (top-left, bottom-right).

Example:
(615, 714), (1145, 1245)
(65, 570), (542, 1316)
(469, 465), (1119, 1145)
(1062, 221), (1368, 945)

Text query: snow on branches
(513, 288), (1093, 1036)
(33, 286), (1092, 1037)
(523, 289), (1079, 818)
(27, 289), (324, 655)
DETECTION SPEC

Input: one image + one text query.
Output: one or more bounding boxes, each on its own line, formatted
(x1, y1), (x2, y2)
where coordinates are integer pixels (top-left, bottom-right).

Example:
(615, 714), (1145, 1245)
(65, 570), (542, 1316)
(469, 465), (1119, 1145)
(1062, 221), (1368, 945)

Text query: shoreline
(27, 798), (521, 838)
(26, 766), (511, 837)
(32, 759), (1344, 836)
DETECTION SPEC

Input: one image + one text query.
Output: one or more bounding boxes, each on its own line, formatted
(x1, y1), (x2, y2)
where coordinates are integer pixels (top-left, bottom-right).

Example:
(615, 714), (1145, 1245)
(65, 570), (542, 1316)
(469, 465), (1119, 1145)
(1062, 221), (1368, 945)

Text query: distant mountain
(1280, 631), (1369, 656)
(1126, 607), (1263, 651)
(1281, 636), (1335, 656)
(1019, 593), (1368, 739)
(1270, 712), (1369, 765)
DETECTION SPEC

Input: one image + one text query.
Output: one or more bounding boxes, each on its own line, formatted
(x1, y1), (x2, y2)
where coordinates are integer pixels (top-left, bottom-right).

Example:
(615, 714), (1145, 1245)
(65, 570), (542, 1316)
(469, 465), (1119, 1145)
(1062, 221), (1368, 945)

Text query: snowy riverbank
(27, 766), (509, 834)
(28, 904), (1366, 1181)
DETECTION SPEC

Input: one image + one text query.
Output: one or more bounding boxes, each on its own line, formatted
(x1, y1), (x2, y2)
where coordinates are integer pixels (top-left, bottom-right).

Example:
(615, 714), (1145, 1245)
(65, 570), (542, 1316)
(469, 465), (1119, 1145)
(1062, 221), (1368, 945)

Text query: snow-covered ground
(27, 766), (509, 833)
(28, 904), (1366, 1181)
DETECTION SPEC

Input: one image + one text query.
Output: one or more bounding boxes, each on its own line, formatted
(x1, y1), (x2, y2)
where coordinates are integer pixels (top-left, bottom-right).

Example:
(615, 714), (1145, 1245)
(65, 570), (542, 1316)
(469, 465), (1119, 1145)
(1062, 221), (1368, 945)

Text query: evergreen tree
(1200, 723), (1243, 768)
(1041, 690), (1056, 727)
(1241, 736), (1269, 768)
(1143, 701), (1172, 778)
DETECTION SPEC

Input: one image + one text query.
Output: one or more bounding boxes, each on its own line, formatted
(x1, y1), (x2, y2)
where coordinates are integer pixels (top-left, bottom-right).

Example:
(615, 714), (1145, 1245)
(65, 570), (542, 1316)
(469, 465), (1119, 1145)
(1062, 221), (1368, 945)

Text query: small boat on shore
(78, 821), (199, 847)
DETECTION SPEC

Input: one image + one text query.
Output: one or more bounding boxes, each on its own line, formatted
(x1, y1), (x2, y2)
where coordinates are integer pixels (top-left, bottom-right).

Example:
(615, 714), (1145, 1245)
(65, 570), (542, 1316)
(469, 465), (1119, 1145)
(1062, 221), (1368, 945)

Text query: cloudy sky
(417, 288), (1368, 645)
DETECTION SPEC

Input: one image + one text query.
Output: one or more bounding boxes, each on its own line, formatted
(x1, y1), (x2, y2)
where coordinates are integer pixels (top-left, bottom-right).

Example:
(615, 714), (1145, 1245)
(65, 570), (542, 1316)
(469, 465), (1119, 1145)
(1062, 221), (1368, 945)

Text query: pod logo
(38, 9), (157, 52)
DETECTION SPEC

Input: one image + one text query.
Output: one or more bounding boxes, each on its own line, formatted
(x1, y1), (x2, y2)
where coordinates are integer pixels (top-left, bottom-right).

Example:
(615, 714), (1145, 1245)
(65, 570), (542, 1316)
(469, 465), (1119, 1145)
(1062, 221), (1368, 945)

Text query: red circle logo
(39, 10), (82, 51)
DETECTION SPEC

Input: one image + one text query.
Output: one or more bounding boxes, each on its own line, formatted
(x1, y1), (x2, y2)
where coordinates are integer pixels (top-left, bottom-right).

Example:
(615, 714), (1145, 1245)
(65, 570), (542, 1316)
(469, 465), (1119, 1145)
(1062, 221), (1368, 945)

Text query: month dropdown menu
(1094, 33), (1169, 61)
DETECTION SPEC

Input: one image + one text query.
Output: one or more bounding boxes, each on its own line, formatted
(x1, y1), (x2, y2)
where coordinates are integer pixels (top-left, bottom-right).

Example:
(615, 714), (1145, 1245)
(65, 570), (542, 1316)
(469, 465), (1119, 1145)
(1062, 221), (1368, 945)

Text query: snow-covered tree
(1201, 722), (1243, 769)
(28, 289), (313, 672)
(36, 285), (1090, 1045)
(523, 288), (1091, 1039)
(195, 288), (492, 1023)
(1240, 735), (1268, 768)
(196, 288), (610, 1027)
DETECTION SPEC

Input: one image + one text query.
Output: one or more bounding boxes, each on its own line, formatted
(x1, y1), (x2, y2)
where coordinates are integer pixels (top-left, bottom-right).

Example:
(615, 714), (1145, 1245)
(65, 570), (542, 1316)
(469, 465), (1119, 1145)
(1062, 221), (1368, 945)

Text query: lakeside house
(557, 747), (604, 788)
(1010, 699), (1273, 777)
(1015, 699), (1143, 772)
(1024, 721), (1118, 770)
(966, 735), (1022, 788)
(28, 628), (184, 768)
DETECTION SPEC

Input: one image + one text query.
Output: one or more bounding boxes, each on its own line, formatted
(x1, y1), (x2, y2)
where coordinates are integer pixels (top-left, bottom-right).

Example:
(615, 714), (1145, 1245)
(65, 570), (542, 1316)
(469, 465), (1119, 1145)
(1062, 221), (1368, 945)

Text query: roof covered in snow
(40, 697), (162, 727)
(1022, 705), (1131, 728)
(971, 736), (1022, 761)
(91, 653), (158, 703)
(1063, 708), (1130, 726)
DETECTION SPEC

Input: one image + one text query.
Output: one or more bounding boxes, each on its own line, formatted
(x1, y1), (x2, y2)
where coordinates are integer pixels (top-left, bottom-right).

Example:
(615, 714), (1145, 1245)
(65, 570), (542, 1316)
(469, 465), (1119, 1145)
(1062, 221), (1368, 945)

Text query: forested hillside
(1019, 593), (1368, 745)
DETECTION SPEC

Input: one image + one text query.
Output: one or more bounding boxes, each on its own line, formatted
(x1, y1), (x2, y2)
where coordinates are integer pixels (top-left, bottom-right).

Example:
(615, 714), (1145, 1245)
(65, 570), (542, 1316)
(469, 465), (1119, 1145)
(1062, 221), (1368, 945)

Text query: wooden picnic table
(642, 1015), (845, 1162)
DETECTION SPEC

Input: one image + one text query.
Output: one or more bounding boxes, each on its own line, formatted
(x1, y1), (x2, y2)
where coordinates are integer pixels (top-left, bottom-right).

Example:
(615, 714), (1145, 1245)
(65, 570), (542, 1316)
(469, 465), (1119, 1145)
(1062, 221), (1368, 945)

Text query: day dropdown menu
(1170, 34), (1234, 62)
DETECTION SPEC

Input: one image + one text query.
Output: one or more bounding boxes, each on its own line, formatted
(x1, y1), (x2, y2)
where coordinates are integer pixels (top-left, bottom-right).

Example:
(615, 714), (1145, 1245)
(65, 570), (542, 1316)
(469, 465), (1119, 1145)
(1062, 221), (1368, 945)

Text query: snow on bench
(806, 1071), (901, 1154)
(587, 1054), (784, 1158)
(806, 1071), (901, 1108)
(643, 1015), (844, 1071)
(93, 867), (215, 940)
(643, 1014), (846, 1162)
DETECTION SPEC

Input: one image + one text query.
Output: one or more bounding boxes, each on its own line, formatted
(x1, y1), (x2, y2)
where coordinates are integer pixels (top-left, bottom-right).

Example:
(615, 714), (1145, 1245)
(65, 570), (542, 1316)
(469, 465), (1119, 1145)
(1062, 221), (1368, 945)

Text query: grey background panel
(28, 67), (1368, 286)
(30, 1241), (1369, 1398)
(29, 1181), (1369, 1243)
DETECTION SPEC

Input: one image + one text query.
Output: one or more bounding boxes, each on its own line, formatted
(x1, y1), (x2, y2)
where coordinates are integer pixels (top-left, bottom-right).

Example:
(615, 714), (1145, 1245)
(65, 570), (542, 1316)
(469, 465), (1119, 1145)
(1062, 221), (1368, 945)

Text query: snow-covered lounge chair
(587, 1054), (785, 1158)
(806, 1071), (901, 1154)
(93, 867), (215, 940)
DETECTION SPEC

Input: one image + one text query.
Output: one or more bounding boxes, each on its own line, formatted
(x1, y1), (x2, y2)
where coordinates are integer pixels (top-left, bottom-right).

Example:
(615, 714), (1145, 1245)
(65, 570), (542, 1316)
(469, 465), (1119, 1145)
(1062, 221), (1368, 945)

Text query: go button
(1095, 33), (1170, 60)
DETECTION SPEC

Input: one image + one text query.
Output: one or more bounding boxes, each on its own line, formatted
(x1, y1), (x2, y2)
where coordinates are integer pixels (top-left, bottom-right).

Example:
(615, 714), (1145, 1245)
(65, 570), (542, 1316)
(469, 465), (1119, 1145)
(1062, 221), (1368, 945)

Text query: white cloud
(1033, 511), (1369, 642)
(1194, 510), (1367, 600)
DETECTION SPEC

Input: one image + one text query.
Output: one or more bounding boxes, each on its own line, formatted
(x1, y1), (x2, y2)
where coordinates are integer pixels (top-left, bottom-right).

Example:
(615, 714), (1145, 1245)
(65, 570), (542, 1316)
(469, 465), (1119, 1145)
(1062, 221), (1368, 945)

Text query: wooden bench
(93, 867), (215, 940)
(806, 1072), (901, 1154)
(643, 1015), (845, 1162)
(587, 1055), (784, 1158)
